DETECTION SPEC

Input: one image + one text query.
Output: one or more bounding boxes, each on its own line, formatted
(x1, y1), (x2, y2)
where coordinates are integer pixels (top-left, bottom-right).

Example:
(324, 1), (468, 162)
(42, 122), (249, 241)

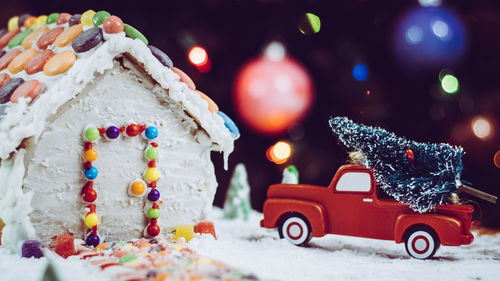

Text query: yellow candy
(83, 149), (98, 162)
(81, 10), (96, 26)
(34, 15), (48, 28)
(145, 167), (160, 182)
(174, 224), (194, 242)
(84, 213), (98, 228)
(22, 26), (49, 50)
(8, 16), (19, 31)
(55, 24), (83, 47)
(8, 49), (37, 74)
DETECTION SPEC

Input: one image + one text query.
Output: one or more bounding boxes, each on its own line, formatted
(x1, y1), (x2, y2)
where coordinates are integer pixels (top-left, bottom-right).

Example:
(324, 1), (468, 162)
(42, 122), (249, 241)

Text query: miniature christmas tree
(40, 260), (63, 281)
(223, 163), (252, 221)
(282, 165), (299, 184)
(329, 116), (464, 213)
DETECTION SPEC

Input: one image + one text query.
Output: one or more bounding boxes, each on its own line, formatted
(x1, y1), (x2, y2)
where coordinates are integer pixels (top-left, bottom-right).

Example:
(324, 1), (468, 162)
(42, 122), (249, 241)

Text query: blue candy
(145, 126), (158, 139)
(84, 166), (98, 180)
(217, 111), (240, 140)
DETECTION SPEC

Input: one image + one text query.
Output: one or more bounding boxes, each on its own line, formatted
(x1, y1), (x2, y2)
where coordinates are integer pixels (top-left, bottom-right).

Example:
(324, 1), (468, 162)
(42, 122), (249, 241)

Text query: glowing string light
(267, 141), (292, 164)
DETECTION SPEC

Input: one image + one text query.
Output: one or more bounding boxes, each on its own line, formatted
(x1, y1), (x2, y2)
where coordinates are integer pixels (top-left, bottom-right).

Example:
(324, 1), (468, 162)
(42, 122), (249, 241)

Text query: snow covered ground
(1, 207), (499, 281)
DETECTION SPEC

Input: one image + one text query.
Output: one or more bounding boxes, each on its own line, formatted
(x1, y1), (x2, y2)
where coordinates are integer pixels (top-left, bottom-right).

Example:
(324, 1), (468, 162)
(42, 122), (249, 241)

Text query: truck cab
(261, 164), (474, 259)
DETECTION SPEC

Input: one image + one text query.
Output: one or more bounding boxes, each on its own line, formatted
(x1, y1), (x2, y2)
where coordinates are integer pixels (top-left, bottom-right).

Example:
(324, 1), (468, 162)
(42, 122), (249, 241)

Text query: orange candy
(55, 24), (83, 47)
(24, 16), (36, 29)
(171, 67), (196, 90)
(43, 51), (76, 76)
(22, 26), (50, 49)
(130, 181), (145, 196)
(10, 80), (42, 103)
(0, 49), (22, 71)
(8, 49), (37, 74)
(195, 90), (218, 113)
(83, 149), (98, 162)
(57, 13), (72, 25)
(103, 16), (124, 34)
(0, 73), (11, 88)
(25, 49), (55, 75)
(37, 27), (64, 49)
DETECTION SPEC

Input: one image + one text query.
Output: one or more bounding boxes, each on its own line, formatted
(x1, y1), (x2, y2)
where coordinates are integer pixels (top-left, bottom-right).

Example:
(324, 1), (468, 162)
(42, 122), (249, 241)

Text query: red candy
(147, 223), (160, 237)
(0, 29), (20, 49)
(103, 16), (124, 34)
(25, 49), (55, 75)
(0, 73), (11, 88)
(0, 49), (22, 71)
(82, 188), (97, 202)
(10, 80), (42, 103)
(194, 221), (217, 239)
(37, 27), (65, 49)
(54, 234), (76, 258)
(126, 124), (140, 137)
(57, 13), (72, 25)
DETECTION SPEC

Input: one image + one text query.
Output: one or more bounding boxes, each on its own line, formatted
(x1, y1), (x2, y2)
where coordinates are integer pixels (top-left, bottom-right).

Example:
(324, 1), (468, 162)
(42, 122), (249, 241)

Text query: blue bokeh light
(353, 64), (369, 81)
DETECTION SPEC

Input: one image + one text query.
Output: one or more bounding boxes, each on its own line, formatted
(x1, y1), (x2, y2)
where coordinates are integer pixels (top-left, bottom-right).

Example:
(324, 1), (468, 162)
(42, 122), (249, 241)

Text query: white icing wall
(23, 62), (218, 244)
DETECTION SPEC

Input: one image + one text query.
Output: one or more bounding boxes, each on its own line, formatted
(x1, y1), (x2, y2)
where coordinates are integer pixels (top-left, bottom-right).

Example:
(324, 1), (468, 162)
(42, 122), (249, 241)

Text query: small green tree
(282, 165), (299, 184)
(223, 163), (252, 221)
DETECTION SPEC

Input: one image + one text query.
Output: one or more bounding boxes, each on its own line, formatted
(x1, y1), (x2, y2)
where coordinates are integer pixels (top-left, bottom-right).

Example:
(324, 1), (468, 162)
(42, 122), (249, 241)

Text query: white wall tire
(405, 228), (439, 259)
(279, 215), (312, 246)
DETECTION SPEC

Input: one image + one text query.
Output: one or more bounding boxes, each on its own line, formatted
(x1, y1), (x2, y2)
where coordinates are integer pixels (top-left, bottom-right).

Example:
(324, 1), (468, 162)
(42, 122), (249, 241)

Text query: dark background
(2, 0), (499, 227)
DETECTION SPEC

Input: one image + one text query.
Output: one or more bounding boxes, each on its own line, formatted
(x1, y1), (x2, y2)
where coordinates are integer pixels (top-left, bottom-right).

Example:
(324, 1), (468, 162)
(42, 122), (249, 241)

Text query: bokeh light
(298, 13), (321, 35)
(418, 0), (442, 7)
(494, 151), (500, 168)
(441, 74), (459, 94)
(471, 117), (493, 140)
(266, 141), (292, 164)
(188, 46), (208, 66)
(353, 64), (368, 81)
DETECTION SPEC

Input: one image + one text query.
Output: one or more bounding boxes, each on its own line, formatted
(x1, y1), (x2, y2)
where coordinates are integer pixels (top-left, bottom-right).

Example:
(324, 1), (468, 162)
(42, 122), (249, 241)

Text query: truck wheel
(279, 214), (312, 246)
(404, 226), (440, 259)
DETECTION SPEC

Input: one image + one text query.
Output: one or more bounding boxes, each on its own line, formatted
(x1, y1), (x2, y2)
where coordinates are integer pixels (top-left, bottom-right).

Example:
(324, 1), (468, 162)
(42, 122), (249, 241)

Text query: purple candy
(148, 189), (160, 202)
(106, 126), (120, 139)
(86, 234), (100, 247)
(21, 240), (44, 258)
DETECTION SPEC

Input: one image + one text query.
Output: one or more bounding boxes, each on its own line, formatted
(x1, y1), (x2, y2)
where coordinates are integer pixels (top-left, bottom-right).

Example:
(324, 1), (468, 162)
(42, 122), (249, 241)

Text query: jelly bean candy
(0, 73), (10, 88)
(24, 17), (36, 29)
(195, 90), (218, 113)
(54, 234), (76, 259)
(103, 16), (124, 34)
(25, 49), (55, 75)
(93, 11), (111, 26)
(0, 78), (24, 104)
(72, 27), (103, 53)
(21, 240), (44, 258)
(43, 50), (76, 76)
(22, 26), (50, 49)
(81, 10), (96, 26)
(56, 13), (72, 25)
(119, 254), (137, 264)
(8, 49), (37, 74)
(0, 49), (22, 71)
(18, 14), (32, 27)
(8, 16), (18, 31)
(0, 29), (20, 49)
(10, 80), (42, 103)
(34, 15), (48, 28)
(46, 13), (60, 24)
(37, 27), (64, 49)
(174, 225), (195, 242)
(194, 221), (217, 239)
(171, 67), (196, 90)
(8, 28), (32, 48)
(69, 14), (81, 26)
(55, 24), (83, 47)
(148, 45), (173, 68)
(217, 111), (240, 139)
(123, 24), (148, 45)
(0, 29), (6, 38)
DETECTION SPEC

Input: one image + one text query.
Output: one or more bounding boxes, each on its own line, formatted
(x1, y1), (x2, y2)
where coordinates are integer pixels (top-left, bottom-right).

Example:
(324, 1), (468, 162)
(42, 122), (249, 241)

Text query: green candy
(115, 240), (126, 246)
(92, 11), (111, 26)
(147, 208), (161, 219)
(145, 146), (159, 160)
(119, 254), (137, 264)
(46, 13), (60, 24)
(8, 28), (32, 48)
(85, 127), (100, 142)
(123, 24), (148, 45)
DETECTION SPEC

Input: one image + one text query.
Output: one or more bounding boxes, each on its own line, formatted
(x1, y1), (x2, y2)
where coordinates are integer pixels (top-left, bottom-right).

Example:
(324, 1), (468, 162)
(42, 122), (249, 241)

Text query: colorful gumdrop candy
(8, 49), (37, 74)
(56, 13), (72, 25)
(0, 29), (21, 49)
(8, 16), (19, 31)
(25, 49), (55, 75)
(55, 24), (83, 47)
(174, 224), (195, 242)
(54, 233), (76, 259)
(123, 24), (148, 45)
(21, 240), (44, 258)
(194, 221), (217, 239)
(34, 15), (47, 28)
(72, 27), (103, 53)
(8, 28), (33, 48)
(0, 49), (22, 71)
(23, 17), (36, 29)
(10, 80), (42, 103)
(37, 27), (64, 49)
(43, 50), (76, 76)
(18, 14), (33, 28)
(81, 10), (96, 26)
(46, 13), (60, 24)
(103, 16), (124, 34)
(148, 45), (173, 68)
(22, 26), (49, 49)
(0, 78), (24, 103)
(93, 11), (111, 26)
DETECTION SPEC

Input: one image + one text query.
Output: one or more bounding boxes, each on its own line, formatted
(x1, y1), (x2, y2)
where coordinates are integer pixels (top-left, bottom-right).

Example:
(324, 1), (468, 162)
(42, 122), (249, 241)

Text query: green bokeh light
(441, 74), (459, 94)
(299, 13), (321, 35)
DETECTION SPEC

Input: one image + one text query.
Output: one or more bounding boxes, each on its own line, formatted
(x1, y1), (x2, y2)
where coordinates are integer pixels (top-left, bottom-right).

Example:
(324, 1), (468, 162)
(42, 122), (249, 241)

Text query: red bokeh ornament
(234, 42), (313, 135)
(406, 149), (414, 163)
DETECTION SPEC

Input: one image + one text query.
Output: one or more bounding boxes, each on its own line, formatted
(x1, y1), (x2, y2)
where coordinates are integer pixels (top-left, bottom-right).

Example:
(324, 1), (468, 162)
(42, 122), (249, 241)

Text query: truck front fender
(394, 214), (464, 246)
(261, 198), (327, 237)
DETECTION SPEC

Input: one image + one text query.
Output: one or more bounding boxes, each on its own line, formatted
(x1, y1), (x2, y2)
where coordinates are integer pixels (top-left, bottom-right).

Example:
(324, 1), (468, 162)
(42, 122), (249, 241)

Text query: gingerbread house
(0, 11), (239, 254)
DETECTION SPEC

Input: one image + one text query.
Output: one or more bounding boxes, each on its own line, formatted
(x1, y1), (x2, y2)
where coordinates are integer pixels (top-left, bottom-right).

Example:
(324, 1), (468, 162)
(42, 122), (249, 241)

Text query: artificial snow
(1, 207), (499, 281)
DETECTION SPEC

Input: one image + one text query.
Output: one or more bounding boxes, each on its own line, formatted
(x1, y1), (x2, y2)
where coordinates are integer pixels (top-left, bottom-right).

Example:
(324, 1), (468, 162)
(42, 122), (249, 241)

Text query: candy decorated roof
(0, 10), (239, 164)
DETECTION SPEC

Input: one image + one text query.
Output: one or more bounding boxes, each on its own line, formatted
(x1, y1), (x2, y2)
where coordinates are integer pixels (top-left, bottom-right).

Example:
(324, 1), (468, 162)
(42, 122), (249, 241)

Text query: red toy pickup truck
(260, 164), (474, 259)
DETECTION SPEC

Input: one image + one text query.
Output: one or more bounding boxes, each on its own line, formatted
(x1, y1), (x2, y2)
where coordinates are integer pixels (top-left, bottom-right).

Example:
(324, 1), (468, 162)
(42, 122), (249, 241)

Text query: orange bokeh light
(266, 141), (292, 164)
(188, 46), (208, 66)
(494, 150), (500, 168)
